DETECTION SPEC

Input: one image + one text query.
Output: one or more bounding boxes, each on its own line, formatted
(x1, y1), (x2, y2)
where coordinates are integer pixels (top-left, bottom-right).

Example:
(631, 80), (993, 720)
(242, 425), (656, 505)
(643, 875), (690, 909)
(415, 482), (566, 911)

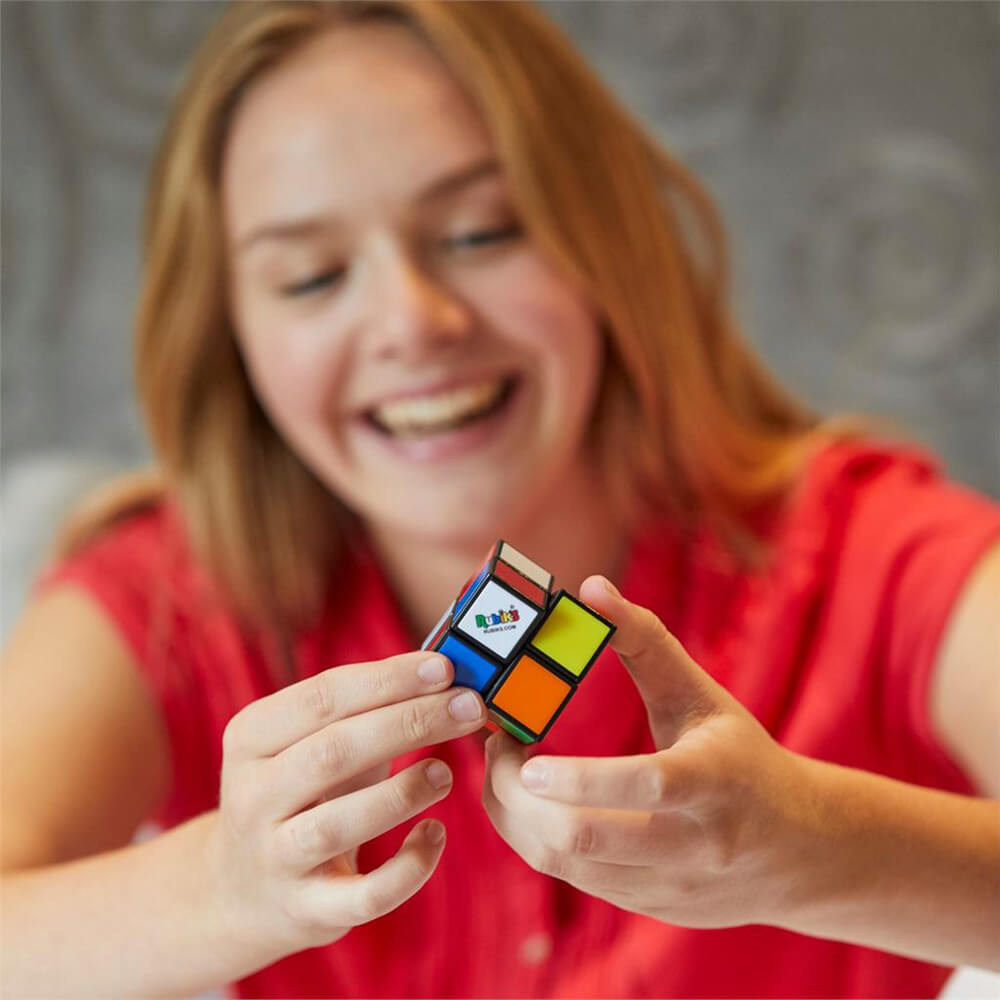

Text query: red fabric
(33, 438), (1000, 999)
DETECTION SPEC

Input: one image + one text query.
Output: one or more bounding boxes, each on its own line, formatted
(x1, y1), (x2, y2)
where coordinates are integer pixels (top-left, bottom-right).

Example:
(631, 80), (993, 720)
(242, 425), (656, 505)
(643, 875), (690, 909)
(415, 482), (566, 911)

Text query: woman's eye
(445, 223), (522, 251)
(279, 267), (345, 298)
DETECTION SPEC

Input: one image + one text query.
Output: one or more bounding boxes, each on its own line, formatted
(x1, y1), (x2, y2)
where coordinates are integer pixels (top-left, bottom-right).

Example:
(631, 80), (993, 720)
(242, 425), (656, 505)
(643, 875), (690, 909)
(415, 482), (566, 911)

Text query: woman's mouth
(357, 374), (523, 462)
(365, 375), (518, 438)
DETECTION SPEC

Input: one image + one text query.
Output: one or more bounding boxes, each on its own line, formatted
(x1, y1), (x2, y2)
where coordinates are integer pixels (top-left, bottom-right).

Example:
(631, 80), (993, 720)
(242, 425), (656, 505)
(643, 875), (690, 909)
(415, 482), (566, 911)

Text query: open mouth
(364, 375), (520, 438)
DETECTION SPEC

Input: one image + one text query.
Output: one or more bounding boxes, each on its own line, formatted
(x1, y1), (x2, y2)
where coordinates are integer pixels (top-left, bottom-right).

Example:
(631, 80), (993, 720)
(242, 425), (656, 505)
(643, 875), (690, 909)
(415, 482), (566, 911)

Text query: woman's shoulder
(770, 433), (1000, 696)
(764, 434), (999, 561)
(624, 434), (998, 620)
(677, 432), (1000, 676)
(86, 497), (177, 556)
(792, 434), (948, 515)
(32, 492), (221, 623)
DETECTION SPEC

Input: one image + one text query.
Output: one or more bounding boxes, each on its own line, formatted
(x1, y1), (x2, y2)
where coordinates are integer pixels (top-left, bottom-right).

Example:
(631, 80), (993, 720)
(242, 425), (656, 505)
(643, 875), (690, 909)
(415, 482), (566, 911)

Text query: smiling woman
(222, 23), (608, 560)
(123, 0), (832, 640)
(2, 2), (999, 999)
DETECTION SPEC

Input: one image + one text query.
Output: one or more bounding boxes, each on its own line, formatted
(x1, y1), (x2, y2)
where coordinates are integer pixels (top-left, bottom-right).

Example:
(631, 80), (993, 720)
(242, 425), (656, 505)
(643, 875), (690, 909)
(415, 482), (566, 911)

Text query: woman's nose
(368, 248), (473, 360)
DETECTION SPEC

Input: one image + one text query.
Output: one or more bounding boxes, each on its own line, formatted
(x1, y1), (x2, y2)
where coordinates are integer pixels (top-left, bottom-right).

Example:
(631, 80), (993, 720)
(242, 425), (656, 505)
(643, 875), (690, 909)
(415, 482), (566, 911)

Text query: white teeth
(371, 378), (508, 435)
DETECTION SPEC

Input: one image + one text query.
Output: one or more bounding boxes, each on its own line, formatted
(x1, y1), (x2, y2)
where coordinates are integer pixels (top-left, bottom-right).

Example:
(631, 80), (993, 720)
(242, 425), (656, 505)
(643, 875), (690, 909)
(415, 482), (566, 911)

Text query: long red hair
(50, 1), (871, 663)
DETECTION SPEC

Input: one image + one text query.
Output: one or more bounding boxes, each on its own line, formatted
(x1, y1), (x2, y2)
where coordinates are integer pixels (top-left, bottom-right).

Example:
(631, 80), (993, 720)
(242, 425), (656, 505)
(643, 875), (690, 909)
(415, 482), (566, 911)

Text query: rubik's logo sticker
(420, 539), (615, 743)
(475, 607), (521, 630)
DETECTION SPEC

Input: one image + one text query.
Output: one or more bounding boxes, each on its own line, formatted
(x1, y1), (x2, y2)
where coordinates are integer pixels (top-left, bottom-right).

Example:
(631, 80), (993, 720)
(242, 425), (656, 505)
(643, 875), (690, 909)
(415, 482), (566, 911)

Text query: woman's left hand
(481, 574), (808, 929)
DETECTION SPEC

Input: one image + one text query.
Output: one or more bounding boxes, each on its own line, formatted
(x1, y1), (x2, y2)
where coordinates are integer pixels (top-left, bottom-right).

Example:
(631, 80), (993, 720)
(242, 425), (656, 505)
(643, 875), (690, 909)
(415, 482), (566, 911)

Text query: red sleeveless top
(35, 439), (1000, 999)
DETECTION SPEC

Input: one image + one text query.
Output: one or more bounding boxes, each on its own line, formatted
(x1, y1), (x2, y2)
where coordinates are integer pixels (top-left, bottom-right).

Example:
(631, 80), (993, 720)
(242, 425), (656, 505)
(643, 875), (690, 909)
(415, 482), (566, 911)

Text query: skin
(223, 22), (625, 641)
(4, 17), (996, 998)
(483, 573), (1000, 969)
(218, 20), (1000, 972)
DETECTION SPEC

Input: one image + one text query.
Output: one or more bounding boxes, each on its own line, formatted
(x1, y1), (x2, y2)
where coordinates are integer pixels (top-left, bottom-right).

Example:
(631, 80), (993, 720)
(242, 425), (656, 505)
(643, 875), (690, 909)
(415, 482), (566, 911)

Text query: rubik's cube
(421, 540), (615, 743)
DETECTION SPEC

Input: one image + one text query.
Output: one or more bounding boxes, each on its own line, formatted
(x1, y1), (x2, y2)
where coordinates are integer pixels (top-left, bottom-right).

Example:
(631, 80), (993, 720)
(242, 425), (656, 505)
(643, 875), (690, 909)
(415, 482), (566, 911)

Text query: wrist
(759, 752), (1000, 969)
(197, 809), (289, 975)
(754, 750), (858, 928)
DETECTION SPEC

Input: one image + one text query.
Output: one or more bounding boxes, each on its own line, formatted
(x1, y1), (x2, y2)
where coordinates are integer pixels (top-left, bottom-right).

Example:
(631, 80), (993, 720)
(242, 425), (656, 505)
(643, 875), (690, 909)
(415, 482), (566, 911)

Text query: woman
(3, 2), (997, 997)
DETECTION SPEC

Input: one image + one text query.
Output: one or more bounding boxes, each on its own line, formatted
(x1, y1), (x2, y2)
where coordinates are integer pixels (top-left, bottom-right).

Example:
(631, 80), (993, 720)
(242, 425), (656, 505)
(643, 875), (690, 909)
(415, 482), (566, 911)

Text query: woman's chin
(369, 491), (534, 548)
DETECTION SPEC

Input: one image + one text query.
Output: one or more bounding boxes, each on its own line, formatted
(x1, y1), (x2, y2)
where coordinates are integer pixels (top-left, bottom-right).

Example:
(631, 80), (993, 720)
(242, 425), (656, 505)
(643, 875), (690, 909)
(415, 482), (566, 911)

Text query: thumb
(578, 575), (723, 746)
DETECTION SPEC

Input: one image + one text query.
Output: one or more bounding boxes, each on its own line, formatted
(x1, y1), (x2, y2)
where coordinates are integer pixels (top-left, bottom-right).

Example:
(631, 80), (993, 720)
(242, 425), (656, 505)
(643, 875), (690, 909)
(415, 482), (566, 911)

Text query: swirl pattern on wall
(792, 136), (1000, 369)
(543, 0), (789, 155)
(1, 3), (79, 353)
(26, 0), (222, 161)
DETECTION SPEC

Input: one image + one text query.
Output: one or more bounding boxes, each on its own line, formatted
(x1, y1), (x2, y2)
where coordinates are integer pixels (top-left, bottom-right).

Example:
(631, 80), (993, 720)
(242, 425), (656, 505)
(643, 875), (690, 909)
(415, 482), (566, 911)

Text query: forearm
(777, 753), (1000, 970)
(1, 809), (278, 998)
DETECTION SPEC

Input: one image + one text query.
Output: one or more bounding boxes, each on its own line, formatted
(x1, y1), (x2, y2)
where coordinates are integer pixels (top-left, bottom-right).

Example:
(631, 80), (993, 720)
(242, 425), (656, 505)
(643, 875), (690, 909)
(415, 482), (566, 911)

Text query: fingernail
(520, 761), (550, 791)
(425, 760), (452, 789)
(603, 577), (622, 599)
(418, 657), (448, 684)
(448, 691), (484, 722)
(424, 820), (445, 844)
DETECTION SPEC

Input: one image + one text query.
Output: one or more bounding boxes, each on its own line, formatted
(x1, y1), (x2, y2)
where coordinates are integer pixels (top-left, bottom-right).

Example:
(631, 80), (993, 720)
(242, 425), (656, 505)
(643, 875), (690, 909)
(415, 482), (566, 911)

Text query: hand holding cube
(421, 540), (615, 743)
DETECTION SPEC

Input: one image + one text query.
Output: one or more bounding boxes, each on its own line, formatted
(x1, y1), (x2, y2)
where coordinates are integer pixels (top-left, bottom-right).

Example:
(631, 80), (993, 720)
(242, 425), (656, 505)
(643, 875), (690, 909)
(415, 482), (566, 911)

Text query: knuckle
(700, 804), (741, 873)
(531, 845), (565, 880)
(221, 713), (245, 757)
(671, 871), (704, 902)
(351, 878), (392, 925)
(278, 891), (308, 928)
(306, 732), (345, 778)
(640, 606), (671, 643)
(481, 770), (498, 811)
(277, 817), (313, 867)
(663, 629), (687, 659)
(409, 763), (441, 804)
(692, 750), (726, 800)
(280, 889), (327, 936)
(708, 829), (738, 874)
(561, 820), (595, 858)
(221, 770), (261, 831)
(383, 772), (418, 817)
(301, 676), (336, 726)
(642, 759), (670, 808)
(283, 810), (333, 867)
(399, 701), (431, 746)
(561, 767), (586, 801)
(367, 663), (398, 703)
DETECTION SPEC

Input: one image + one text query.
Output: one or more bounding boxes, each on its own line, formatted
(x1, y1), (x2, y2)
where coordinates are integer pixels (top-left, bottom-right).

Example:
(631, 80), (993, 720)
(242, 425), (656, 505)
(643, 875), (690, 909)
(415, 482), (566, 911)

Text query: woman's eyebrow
(235, 156), (501, 256)
(417, 155), (499, 204)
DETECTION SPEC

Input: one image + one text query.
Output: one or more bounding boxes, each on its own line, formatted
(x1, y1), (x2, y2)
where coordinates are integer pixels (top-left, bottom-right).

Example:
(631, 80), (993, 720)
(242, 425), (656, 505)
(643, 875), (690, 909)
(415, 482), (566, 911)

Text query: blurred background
(3, 0), (999, 634)
(1, 2), (998, 997)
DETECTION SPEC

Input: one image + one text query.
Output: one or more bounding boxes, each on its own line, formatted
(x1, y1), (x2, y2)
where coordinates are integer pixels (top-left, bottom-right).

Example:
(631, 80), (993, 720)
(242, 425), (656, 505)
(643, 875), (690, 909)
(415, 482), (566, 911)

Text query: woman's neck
(365, 461), (633, 643)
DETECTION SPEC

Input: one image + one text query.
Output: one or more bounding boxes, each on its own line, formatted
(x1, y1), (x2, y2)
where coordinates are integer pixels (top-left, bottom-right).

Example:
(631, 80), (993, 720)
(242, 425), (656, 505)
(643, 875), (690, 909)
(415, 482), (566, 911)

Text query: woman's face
(222, 23), (604, 545)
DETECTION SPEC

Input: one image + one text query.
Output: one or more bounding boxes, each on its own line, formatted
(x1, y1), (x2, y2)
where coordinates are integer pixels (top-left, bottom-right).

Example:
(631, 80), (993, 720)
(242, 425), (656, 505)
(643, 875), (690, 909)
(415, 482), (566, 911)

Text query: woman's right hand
(205, 650), (485, 960)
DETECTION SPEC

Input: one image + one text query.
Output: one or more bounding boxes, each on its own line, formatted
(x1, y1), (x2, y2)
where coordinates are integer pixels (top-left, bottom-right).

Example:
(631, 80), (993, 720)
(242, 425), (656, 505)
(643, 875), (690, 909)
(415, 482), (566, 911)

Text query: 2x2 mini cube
(486, 591), (615, 741)
(421, 540), (615, 743)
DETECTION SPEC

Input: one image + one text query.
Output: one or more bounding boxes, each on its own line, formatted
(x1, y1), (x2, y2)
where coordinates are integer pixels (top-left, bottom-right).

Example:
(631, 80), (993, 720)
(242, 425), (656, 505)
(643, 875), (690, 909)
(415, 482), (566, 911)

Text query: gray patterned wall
(3, 0), (999, 488)
(1, 5), (998, 995)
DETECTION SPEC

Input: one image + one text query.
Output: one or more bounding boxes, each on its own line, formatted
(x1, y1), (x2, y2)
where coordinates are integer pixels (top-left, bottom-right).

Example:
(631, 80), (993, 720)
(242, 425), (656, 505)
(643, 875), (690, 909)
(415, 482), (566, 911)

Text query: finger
(578, 576), (723, 743)
(483, 736), (672, 884)
(481, 734), (560, 861)
(483, 732), (567, 824)
(319, 760), (393, 802)
(484, 787), (669, 886)
(293, 817), (447, 930)
(225, 651), (454, 759)
(517, 749), (703, 811)
(485, 734), (694, 867)
(269, 688), (485, 819)
(276, 758), (454, 874)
